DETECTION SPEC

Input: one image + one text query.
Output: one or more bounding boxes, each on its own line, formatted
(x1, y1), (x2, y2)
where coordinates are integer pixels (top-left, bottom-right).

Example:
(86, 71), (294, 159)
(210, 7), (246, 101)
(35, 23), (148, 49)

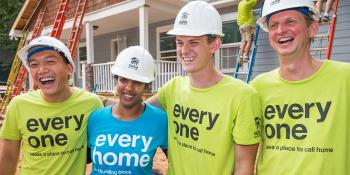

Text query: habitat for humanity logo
(128, 57), (139, 70)
(270, 0), (280, 6)
(179, 12), (189, 25)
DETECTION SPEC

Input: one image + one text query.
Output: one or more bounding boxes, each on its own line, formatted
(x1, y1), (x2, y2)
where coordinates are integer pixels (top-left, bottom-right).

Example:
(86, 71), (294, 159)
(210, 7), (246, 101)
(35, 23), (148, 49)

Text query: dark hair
(113, 75), (151, 89)
(206, 34), (220, 43)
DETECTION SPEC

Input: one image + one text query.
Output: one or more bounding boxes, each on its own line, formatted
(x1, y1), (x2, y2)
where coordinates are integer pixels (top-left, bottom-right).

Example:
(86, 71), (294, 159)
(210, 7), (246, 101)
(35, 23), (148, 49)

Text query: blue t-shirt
(88, 103), (168, 175)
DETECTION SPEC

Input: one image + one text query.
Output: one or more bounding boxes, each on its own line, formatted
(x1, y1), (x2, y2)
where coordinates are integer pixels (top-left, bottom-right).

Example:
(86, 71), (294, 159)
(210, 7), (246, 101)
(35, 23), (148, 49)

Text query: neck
(42, 86), (73, 103)
(279, 52), (324, 81)
(113, 103), (144, 121)
(189, 66), (224, 88)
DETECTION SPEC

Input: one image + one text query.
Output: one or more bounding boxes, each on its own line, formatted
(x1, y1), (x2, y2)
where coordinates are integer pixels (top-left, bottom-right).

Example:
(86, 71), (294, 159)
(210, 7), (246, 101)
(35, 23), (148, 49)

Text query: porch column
(85, 22), (95, 91)
(85, 22), (94, 64)
(139, 5), (149, 50)
(214, 51), (220, 70)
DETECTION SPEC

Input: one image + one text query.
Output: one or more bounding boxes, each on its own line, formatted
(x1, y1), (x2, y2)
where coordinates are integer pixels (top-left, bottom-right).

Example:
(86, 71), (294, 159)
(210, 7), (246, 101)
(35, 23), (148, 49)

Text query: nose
(125, 81), (134, 91)
(276, 24), (287, 34)
(180, 43), (191, 55)
(38, 64), (48, 74)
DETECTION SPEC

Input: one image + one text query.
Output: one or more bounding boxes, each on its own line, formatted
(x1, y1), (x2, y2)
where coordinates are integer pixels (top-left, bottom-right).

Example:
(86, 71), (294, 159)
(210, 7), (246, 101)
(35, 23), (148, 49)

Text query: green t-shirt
(0, 88), (103, 175)
(251, 60), (350, 175)
(237, 0), (257, 27)
(158, 75), (261, 175)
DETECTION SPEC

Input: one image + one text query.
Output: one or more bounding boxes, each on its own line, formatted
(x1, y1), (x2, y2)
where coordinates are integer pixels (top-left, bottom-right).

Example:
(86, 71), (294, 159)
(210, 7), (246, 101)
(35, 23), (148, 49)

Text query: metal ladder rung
(314, 33), (329, 38)
(310, 47), (327, 51)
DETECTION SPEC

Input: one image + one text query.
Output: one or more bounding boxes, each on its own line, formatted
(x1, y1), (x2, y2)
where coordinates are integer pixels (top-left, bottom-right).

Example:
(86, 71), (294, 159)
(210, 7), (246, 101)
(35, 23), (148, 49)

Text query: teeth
(124, 94), (134, 98)
(40, 77), (54, 82)
(279, 37), (292, 42)
(183, 57), (194, 61)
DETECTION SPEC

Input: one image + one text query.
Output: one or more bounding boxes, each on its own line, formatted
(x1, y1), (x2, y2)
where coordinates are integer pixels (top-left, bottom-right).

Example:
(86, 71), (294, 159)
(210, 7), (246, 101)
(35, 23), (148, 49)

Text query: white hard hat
(256, 0), (319, 32)
(167, 1), (224, 36)
(18, 36), (75, 71)
(111, 46), (155, 83)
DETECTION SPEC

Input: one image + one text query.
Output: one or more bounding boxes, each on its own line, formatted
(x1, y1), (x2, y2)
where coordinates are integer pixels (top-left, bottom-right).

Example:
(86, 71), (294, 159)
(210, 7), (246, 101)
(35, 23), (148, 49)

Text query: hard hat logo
(270, 0), (280, 6)
(167, 1), (224, 36)
(128, 57), (140, 70)
(111, 46), (155, 83)
(179, 12), (189, 25)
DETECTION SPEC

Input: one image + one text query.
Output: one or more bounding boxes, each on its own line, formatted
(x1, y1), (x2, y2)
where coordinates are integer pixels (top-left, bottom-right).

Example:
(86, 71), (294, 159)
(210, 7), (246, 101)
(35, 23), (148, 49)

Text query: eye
(118, 77), (128, 83)
(176, 41), (184, 47)
(190, 41), (199, 47)
(29, 62), (38, 69)
(133, 81), (143, 86)
(269, 23), (278, 30)
(47, 60), (56, 65)
(287, 19), (296, 24)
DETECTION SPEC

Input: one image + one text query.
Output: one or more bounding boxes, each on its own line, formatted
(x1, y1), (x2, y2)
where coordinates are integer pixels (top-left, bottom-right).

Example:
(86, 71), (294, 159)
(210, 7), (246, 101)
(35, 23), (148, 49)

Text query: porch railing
(89, 60), (184, 93)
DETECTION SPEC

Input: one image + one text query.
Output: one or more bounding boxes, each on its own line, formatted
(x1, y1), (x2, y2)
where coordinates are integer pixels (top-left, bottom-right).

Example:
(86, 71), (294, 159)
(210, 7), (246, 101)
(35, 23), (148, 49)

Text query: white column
(139, 5), (149, 50)
(214, 50), (220, 70)
(85, 22), (94, 64)
(82, 62), (86, 90)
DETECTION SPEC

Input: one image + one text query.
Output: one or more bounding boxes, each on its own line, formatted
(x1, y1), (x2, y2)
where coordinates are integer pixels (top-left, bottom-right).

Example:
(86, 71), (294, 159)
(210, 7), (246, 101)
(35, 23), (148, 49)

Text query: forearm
(234, 143), (259, 175)
(0, 139), (20, 175)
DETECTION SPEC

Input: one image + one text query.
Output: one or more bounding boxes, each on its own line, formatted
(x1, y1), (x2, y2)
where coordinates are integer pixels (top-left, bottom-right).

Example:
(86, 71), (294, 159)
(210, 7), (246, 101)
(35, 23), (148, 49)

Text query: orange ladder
(12, 7), (48, 97)
(51, 0), (70, 39)
(311, 0), (339, 60)
(67, 0), (88, 59)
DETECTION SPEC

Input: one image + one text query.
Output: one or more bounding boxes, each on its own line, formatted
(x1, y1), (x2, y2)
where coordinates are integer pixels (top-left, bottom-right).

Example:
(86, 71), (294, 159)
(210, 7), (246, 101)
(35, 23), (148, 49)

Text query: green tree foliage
(0, 0), (24, 50)
(0, 0), (24, 84)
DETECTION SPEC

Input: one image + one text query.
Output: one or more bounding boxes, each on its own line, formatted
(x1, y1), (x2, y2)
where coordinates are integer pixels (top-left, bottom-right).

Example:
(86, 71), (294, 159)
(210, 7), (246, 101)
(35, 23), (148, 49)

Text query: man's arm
(0, 139), (21, 175)
(234, 143), (259, 175)
(146, 94), (163, 110)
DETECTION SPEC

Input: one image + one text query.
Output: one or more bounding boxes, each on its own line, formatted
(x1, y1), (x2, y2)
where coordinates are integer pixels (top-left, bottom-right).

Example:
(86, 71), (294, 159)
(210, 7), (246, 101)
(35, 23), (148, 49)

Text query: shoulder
(159, 76), (188, 92)
(88, 106), (112, 122)
(145, 103), (166, 117)
(250, 68), (279, 88)
(10, 90), (41, 104)
(327, 60), (350, 71)
(72, 87), (102, 103)
(221, 75), (257, 93)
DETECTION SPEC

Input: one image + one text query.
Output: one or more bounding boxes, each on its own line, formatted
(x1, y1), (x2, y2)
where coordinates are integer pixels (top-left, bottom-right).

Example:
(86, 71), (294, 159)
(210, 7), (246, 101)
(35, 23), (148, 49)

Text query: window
(78, 43), (87, 78)
(111, 36), (127, 61)
(156, 25), (177, 61)
(219, 16), (241, 74)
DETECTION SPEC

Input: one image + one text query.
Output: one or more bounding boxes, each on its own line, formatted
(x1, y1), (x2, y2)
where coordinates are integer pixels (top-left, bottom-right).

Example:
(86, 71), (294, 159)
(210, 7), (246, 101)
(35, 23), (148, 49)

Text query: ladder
(0, 7), (47, 114)
(51, 0), (70, 39)
(66, 0), (88, 59)
(12, 7), (48, 97)
(310, 0), (339, 60)
(0, 32), (29, 114)
(234, 7), (263, 83)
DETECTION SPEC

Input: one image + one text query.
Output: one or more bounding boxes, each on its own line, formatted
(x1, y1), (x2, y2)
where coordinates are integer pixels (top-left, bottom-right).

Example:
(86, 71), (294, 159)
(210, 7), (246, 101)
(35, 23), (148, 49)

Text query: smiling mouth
(278, 37), (294, 44)
(39, 76), (55, 85)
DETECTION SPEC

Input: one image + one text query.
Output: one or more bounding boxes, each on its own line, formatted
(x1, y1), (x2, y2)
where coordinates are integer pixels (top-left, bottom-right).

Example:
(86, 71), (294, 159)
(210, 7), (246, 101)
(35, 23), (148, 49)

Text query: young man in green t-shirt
(147, 1), (262, 175)
(252, 0), (350, 174)
(0, 36), (103, 175)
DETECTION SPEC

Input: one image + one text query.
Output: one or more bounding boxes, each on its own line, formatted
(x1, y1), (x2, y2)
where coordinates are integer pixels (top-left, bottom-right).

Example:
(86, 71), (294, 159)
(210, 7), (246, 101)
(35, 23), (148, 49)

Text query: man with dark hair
(0, 36), (103, 175)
